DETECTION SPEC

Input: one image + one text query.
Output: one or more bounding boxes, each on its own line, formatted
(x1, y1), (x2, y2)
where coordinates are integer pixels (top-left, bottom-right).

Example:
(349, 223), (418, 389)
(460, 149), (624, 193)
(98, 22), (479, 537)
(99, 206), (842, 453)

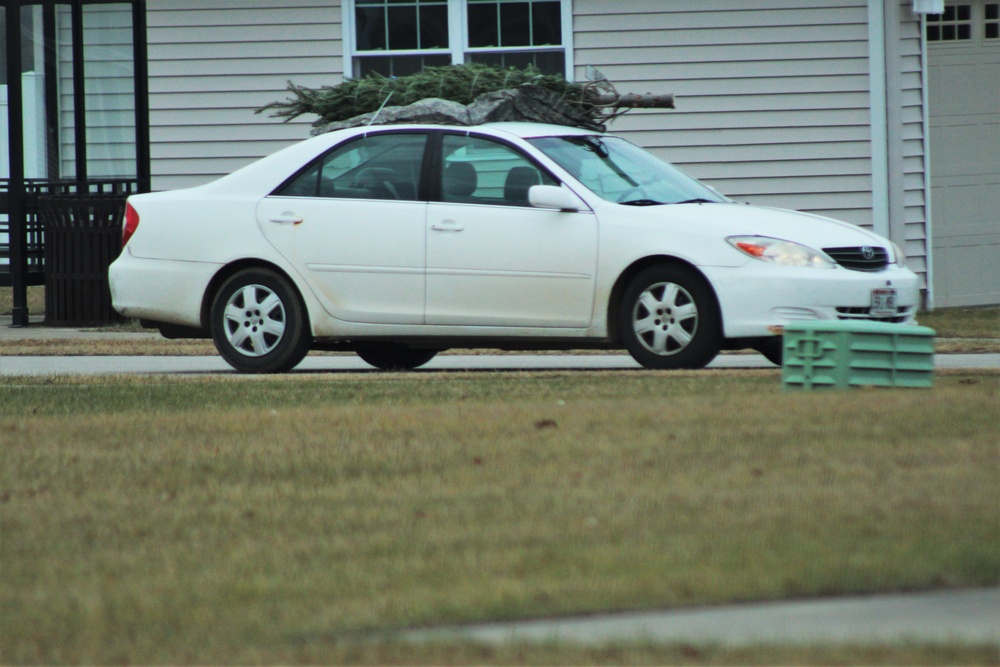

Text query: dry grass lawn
(1, 370), (997, 664)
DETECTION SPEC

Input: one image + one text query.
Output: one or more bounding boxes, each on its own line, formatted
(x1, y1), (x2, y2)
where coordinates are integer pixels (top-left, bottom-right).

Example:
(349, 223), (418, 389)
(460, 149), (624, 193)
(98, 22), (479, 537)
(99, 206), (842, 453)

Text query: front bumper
(702, 262), (921, 339)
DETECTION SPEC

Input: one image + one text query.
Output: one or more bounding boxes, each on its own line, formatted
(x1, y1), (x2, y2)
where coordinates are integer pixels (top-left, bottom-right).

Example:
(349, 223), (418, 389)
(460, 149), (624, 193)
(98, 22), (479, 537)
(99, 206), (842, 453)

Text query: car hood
(635, 202), (889, 249)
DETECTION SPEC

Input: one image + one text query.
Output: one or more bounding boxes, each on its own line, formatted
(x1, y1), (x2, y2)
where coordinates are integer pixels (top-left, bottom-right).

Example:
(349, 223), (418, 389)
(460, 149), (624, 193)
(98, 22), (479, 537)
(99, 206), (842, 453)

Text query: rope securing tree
(257, 63), (675, 134)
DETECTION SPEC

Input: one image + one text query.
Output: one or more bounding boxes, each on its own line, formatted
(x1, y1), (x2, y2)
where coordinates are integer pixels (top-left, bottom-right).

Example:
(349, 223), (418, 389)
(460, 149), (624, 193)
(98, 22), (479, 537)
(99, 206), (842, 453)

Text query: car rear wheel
(211, 268), (310, 373)
(619, 264), (721, 369)
(356, 344), (439, 371)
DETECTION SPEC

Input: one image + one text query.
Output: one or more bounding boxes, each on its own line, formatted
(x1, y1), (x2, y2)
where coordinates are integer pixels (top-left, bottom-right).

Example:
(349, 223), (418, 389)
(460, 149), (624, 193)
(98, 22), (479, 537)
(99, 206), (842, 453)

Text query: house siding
(574, 0), (877, 227)
(885, 0), (930, 286)
(146, 0), (342, 190)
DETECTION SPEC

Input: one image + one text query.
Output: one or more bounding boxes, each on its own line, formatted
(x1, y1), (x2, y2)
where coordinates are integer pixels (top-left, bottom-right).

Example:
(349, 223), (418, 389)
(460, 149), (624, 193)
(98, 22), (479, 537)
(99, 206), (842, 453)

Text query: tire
(618, 264), (722, 369)
(210, 268), (310, 373)
(356, 343), (439, 371)
(753, 338), (785, 366)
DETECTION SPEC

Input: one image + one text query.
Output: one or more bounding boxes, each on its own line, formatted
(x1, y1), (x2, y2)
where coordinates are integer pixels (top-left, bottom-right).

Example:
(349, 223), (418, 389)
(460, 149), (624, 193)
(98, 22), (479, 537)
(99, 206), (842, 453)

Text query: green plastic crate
(781, 320), (935, 390)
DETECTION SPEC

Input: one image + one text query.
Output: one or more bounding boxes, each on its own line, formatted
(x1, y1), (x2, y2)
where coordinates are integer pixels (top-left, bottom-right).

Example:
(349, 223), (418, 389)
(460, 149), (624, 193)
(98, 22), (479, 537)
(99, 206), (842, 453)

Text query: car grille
(836, 305), (915, 323)
(823, 246), (890, 271)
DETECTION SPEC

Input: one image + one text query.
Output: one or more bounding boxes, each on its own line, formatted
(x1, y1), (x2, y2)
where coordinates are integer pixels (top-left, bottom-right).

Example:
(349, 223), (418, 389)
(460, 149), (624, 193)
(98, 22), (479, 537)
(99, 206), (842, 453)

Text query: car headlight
(891, 241), (907, 267)
(727, 236), (836, 268)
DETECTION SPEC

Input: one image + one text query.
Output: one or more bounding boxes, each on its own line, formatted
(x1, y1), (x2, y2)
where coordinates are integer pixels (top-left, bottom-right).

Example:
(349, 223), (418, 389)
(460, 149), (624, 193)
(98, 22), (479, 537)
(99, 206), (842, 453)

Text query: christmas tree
(257, 63), (674, 133)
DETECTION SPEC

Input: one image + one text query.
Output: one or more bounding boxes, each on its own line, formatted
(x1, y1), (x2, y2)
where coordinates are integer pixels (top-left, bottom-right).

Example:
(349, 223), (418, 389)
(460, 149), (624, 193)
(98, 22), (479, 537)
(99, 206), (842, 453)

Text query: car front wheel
(210, 268), (310, 373)
(618, 264), (722, 369)
(753, 338), (785, 366)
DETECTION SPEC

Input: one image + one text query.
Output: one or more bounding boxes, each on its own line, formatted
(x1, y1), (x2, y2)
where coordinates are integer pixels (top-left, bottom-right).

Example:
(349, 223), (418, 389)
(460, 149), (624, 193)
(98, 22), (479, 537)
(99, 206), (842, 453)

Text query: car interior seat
(442, 161), (478, 202)
(503, 166), (542, 205)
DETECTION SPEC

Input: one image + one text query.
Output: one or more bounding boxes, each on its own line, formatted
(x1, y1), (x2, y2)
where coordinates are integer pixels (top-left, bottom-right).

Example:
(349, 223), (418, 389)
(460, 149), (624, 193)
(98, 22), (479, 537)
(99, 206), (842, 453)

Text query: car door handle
(431, 220), (464, 232)
(268, 213), (303, 225)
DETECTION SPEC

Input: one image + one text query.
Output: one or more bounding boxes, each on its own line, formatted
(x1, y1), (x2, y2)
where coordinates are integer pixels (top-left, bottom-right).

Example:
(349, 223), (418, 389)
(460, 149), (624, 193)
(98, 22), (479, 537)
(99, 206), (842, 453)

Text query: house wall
(146, 0), (342, 190)
(883, 0), (932, 290)
(574, 0), (878, 227)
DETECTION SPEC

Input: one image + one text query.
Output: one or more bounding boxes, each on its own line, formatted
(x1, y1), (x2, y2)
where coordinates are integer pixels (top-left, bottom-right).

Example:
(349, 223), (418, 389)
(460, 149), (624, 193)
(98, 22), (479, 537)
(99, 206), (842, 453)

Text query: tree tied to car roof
(256, 63), (675, 134)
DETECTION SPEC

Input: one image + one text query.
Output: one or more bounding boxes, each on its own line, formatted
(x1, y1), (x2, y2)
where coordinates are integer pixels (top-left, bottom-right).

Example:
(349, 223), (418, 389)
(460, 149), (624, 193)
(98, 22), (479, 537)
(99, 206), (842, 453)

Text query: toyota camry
(109, 122), (921, 372)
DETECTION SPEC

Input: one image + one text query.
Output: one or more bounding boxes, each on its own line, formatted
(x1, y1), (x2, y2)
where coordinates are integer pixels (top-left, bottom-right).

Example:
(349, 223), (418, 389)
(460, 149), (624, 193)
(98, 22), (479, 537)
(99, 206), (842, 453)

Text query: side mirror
(528, 185), (585, 212)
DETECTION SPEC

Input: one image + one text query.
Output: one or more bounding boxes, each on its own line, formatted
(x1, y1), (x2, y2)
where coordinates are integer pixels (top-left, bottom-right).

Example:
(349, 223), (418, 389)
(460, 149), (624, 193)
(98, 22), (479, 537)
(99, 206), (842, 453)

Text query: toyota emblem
(861, 245), (875, 260)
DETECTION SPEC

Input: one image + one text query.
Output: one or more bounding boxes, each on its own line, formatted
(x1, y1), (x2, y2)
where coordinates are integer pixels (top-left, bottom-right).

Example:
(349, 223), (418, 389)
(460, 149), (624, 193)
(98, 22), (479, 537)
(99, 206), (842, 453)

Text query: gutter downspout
(868, 0), (891, 241)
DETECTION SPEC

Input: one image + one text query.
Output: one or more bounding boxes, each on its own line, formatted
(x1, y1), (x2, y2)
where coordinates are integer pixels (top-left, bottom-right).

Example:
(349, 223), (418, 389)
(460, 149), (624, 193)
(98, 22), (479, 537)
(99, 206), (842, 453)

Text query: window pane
(280, 134), (426, 200)
(531, 50), (564, 74)
(357, 1), (450, 52)
(356, 54), (450, 78)
(441, 134), (556, 206)
(468, 50), (564, 75)
(987, 4), (999, 20)
(328, 133), (425, 200)
(531, 1), (561, 45)
(499, 2), (531, 47)
(925, 5), (974, 42)
(528, 136), (725, 205)
(387, 5), (418, 50)
(279, 162), (322, 197)
(419, 4), (448, 48)
(467, 3), (498, 47)
(356, 6), (386, 50)
(83, 4), (137, 179)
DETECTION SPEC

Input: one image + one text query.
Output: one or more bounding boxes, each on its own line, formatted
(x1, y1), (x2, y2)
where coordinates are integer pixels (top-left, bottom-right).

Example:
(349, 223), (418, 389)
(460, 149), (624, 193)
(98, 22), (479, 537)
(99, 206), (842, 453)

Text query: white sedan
(109, 122), (921, 373)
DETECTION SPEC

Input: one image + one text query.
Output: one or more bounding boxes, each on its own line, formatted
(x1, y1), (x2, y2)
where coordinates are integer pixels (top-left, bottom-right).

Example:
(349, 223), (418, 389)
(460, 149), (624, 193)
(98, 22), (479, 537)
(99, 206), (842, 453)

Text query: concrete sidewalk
(404, 588), (1000, 646)
(0, 318), (155, 341)
(3, 320), (999, 374)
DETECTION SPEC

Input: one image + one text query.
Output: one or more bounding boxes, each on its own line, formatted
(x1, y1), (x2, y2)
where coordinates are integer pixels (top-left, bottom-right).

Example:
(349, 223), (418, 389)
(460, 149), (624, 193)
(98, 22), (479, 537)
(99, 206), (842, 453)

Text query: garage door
(927, 1), (1000, 307)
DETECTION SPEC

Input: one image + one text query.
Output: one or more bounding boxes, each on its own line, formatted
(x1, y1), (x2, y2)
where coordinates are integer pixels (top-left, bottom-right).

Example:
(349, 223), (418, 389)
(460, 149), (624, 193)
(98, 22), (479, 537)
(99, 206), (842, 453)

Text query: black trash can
(40, 194), (128, 326)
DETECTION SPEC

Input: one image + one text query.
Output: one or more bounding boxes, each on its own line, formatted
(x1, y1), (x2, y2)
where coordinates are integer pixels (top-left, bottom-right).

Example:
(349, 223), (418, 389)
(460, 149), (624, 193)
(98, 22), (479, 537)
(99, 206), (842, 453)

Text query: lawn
(1, 370), (998, 664)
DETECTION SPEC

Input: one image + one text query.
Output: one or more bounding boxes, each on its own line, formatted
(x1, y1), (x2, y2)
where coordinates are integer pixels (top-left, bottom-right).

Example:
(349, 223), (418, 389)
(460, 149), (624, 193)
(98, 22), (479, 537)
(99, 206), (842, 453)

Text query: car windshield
(527, 135), (729, 206)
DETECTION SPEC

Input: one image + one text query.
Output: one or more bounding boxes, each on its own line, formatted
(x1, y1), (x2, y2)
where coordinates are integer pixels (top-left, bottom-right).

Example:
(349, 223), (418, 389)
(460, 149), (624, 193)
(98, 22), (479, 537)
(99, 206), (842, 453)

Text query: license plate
(871, 288), (897, 317)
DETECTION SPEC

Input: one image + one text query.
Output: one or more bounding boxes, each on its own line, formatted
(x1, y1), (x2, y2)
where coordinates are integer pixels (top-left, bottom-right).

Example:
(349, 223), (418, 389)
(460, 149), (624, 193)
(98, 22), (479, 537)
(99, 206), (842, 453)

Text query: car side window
(440, 134), (557, 207)
(277, 133), (426, 200)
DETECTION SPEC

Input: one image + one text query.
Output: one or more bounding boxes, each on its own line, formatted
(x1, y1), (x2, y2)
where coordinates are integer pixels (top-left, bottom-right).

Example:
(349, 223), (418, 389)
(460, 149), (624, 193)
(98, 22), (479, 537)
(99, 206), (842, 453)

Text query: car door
(257, 132), (429, 324)
(425, 133), (598, 327)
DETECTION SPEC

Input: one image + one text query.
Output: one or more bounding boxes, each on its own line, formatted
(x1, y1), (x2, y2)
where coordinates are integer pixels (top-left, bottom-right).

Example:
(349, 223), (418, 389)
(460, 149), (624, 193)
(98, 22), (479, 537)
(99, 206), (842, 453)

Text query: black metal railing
(2, 178), (140, 324)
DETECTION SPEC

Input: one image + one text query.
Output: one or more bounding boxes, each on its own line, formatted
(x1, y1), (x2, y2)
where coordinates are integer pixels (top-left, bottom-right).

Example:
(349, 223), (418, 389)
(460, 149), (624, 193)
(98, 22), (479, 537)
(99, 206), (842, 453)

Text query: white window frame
(342, 0), (574, 80)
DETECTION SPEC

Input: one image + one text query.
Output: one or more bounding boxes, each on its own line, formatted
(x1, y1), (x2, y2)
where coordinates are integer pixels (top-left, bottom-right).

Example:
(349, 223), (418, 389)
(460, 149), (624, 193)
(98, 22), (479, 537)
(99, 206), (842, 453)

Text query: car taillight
(122, 202), (140, 247)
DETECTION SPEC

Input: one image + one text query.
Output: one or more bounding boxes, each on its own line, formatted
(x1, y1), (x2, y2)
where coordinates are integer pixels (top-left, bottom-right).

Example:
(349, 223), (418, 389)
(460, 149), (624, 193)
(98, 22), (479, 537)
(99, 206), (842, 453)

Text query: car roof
(476, 122), (603, 139)
(326, 122), (602, 140)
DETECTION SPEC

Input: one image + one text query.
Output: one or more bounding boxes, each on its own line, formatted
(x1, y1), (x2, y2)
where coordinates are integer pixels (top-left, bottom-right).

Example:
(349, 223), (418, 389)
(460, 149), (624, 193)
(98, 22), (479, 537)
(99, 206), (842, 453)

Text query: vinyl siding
(146, 0), (342, 190)
(574, 0), (877, 227)
(886, 0), (930, 283)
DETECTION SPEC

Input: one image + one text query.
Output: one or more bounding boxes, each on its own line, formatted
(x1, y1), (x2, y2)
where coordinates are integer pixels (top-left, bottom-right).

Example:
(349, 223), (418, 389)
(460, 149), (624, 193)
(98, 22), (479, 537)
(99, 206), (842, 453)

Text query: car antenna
(367, 89), (395, 126)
